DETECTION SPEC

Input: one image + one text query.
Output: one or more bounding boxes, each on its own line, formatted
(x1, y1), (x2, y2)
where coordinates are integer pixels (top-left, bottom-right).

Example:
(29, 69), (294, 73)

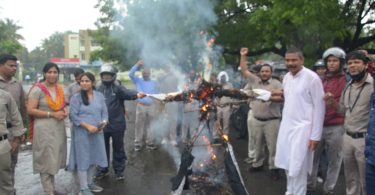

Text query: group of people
(0, 46), (374, 195)
(239, 47), (374, 195)
(0, 55), (146, 195)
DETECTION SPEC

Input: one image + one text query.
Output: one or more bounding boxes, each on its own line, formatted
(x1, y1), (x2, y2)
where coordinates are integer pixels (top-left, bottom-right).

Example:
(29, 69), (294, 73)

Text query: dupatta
(28, 82), (65, 142)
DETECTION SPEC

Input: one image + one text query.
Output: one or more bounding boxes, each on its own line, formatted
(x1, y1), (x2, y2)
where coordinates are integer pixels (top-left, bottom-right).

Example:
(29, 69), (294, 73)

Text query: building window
(81, 53), (85, 60)
(91, 40), (99, 47)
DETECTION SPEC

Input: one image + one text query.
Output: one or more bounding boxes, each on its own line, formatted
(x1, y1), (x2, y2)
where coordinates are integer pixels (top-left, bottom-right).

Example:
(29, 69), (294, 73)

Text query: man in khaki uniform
(0, 54), (26, 191)
(0, 89), (24, 195)
(327, 50), (373, 195)
(240, 48), (283, 180)
(214, 71), (233, 142)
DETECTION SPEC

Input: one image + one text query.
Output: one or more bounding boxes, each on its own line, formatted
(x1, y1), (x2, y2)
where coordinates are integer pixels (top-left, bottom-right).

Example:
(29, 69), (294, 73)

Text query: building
(63, 29), (101, 63)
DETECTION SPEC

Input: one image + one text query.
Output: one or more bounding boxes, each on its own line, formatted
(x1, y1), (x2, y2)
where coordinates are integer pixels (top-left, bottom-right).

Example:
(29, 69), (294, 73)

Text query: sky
(0, 0), (101, 51)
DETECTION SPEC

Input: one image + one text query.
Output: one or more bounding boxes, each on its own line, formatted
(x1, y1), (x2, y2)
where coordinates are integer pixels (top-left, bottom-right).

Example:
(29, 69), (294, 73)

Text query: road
(15, 99), (346, 195)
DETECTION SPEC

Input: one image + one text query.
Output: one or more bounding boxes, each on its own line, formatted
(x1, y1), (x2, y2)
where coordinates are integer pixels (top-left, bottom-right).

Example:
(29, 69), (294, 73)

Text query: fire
(202, 135), (217, 161)
(201, 104), (209, 112)
(189, 92), (194, 102)
(222, 134), (229, 142)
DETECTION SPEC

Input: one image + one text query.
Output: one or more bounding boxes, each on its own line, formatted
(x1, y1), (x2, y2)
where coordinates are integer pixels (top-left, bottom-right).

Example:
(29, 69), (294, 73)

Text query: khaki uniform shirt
(339, 74), (373, 133)
(244, 74), (283, 119)
(217, 82), (234, 105)
(0, 75), (26, 121)
(0, 89), (24, 154)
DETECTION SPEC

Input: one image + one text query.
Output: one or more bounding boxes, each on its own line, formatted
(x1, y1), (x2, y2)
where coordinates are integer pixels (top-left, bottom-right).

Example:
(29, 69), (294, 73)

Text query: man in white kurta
(274, 48), (325, 195)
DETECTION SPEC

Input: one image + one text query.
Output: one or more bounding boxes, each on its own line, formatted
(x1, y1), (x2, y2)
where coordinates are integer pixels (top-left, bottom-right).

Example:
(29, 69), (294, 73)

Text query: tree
(93, 0), (374, 67)
(28, 47), (48, 75)
(41, 32), (65, 58)
(215, 0), (375, 64)
(91, 0), (135, 68)
(0, 18), (23, 54)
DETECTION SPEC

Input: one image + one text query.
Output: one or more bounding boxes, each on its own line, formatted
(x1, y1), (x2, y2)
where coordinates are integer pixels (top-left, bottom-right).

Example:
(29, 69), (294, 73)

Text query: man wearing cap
(326, 50), (373, 195)
(0, 88), (24, 195)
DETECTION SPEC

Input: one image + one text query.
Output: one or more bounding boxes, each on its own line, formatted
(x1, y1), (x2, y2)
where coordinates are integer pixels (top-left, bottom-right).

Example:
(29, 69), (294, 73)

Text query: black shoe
(93, 170), (109, 180)
(248, 165), (263, 172)
(270, 169), (280, 181)
(115, 173), (125, 181)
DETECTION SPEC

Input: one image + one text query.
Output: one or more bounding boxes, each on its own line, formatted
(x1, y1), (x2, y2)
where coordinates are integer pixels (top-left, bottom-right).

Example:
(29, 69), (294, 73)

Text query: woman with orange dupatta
(27, 62), (68, 195)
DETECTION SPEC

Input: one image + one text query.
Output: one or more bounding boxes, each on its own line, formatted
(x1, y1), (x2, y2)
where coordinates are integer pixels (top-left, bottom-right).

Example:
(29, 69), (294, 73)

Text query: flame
(202, 135), (217, 161)
(222, 134), (229, 142)
(189, 92), (194, 102)
(201, 104), (209, 112)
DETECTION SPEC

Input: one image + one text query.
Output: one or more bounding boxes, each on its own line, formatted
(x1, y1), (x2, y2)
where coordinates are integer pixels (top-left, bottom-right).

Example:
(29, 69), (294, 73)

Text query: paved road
(15, 101), (346, 195)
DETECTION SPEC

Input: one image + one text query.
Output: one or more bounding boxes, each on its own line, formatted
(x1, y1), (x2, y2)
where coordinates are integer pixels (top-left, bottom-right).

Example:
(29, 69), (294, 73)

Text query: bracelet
(47, 112), (50, 118)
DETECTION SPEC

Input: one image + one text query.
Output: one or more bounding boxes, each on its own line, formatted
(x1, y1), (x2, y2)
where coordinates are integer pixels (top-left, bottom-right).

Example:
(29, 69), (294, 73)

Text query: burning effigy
(149, 79), (262, 195)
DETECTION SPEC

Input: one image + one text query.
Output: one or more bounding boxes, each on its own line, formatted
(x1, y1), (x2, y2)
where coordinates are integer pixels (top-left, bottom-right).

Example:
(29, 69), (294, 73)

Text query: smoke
(114, 0), (218, 72)
(114, 0), (223, 182)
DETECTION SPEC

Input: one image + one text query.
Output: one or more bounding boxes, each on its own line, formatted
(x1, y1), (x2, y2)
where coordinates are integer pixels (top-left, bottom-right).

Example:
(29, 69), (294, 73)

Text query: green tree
(216, 0), (375, 64)
(28, 47), (49, 75)
(41, 32), (65, 58)
(90, 0), (134, 69)
(93, 0), (374, 67)
(0, 18), (23, 54)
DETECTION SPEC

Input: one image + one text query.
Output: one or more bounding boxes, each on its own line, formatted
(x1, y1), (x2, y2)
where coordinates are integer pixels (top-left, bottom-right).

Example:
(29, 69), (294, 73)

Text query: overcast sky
(0, 0), (101, 51)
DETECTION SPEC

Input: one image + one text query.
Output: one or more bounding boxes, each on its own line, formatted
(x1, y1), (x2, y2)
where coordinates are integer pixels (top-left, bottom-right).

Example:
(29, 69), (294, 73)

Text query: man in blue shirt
(129, 60), (159, 151)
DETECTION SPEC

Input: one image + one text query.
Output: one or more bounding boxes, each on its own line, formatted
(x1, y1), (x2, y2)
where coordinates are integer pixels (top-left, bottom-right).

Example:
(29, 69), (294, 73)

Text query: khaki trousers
(343, 133), (366, 195)
(0, 150), (13, 195)
(162, 103), (178, 141)
(248, 115), (280, 169)
(181, 108), (199, 143)
(246, 110), (256, 160)
(134, 104), (156, 146)
(214, 106), (231, 138)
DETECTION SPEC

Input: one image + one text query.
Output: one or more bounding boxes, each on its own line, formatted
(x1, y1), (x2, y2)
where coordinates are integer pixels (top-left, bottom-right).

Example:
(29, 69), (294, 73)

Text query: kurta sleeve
(309, 77), (326, 141)
(99, 93), (108, 122)
(7, 94), (24, 137)
(69, 94), (82, 127)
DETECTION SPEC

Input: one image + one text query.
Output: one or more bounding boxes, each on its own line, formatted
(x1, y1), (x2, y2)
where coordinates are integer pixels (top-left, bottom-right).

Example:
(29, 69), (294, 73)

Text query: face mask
(101, 80), (113, 86)
(350, 69), (367, 82)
